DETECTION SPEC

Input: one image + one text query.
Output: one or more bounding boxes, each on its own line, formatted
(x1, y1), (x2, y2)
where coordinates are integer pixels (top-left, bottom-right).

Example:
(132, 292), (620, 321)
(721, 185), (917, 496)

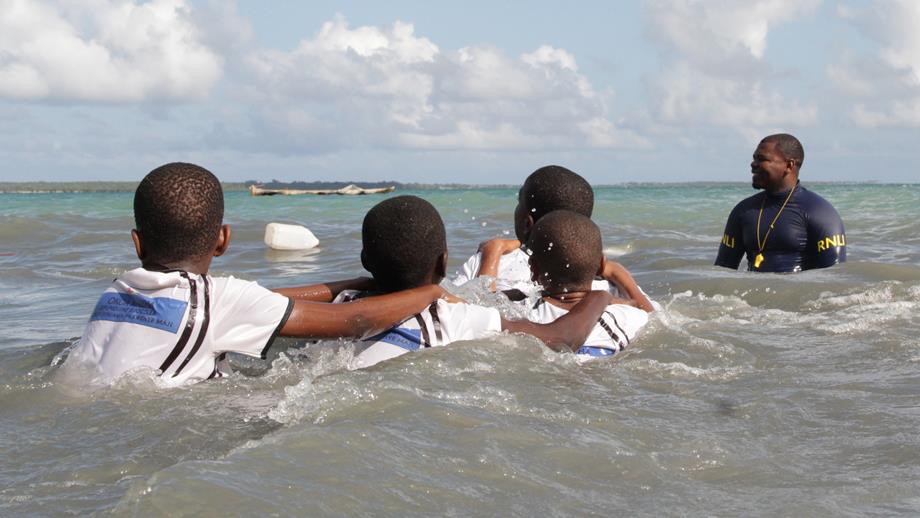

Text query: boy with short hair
(452, 165), (655, 312)
(68, 163), (451, 386)
(523, 210), (649, 358)
(333, 195), (615, 369)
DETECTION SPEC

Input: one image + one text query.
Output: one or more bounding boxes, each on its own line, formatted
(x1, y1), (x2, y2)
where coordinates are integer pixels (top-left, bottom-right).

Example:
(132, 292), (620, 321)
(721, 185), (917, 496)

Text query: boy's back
(68, 164), (293, 386)
(345, 195), (617, 368)
(72, 268), (291, 385)
(526, 298), (647, 358)
(68, 163), (452, 387)
(522, 210), (650, 359)
(335, 290), (501, 369)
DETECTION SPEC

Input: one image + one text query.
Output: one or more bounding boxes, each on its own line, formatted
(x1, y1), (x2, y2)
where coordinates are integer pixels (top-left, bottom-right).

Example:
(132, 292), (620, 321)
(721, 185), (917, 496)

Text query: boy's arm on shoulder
(279, 284), (444, 338)
(500, 290), (612, 352)
(599, 258), (654, 312)
(273, 277), (376, 302)
(477, 238), (521, 278)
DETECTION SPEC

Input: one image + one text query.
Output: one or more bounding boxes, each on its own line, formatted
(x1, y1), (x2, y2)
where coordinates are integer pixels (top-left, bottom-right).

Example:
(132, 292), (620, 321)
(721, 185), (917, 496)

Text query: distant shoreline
(0, 180), (907, 193)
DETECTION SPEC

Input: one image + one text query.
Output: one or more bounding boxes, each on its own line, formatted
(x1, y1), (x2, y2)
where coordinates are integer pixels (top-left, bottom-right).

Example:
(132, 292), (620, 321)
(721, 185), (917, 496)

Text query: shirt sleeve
(714, 203), (746, 269)
(451, 252), (483, 286)
(209, 277), (294, 359)
(805, 198), (846, 269)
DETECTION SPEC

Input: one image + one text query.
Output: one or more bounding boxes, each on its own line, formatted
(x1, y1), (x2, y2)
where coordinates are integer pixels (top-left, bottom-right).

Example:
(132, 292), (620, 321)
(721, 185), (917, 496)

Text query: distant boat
(249, 184), (396, 196)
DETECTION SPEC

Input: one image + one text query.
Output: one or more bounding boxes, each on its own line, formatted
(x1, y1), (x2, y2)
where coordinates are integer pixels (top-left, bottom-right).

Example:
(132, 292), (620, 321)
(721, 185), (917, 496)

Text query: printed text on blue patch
(90, 292), (188, 333)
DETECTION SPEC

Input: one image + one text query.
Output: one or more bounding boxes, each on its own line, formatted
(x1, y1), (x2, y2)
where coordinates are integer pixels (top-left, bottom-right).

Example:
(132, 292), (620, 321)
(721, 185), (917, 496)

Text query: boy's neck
(542, 285), (594, 310)
(142, 257), (212, 276)
(372, 274), (443, 295)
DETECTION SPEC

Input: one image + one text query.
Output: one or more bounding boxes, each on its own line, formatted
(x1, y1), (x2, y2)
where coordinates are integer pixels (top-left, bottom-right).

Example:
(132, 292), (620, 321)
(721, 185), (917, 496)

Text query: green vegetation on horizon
(0, 179), (893, 194)
(0, 181), (252, 193)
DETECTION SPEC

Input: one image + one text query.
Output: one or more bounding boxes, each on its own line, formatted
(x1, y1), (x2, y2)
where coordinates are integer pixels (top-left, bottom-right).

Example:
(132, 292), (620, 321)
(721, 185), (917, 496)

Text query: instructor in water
(715, 133), (846, 273)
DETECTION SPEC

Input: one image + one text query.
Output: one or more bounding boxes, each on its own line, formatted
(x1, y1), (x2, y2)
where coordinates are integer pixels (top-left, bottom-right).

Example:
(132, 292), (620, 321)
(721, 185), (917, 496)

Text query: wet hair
(520, 165), (594, 221)
(526, 210), (602, 293)
(133, 162), (224, 264)
(761, 133), (805, 169)
(361, 195), (447, 292)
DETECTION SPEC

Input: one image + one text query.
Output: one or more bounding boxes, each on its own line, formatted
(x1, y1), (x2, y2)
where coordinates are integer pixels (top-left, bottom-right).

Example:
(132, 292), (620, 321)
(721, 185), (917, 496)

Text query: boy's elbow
(345, 312), (374, 337)
(543, 326), (581, 352)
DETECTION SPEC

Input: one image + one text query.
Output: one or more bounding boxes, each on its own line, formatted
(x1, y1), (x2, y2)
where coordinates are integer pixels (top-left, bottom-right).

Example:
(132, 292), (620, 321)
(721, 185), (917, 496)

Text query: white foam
(603, 245), (631, 257)
(267, 376), (316, 424)
(626, 359), (746, 381)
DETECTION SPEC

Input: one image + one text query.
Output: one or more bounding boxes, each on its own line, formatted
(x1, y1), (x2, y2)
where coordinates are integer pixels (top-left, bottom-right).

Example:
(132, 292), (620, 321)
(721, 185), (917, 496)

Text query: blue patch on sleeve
(368, 327), (422, 351)
(90, 292), (188, 334)
(576, 346), (616, 357)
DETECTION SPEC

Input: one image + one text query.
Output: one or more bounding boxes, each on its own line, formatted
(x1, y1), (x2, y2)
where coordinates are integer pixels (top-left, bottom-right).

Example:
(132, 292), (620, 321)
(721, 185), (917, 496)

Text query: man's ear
(213, 225), (231, 257)
(131, 229), (145, 260)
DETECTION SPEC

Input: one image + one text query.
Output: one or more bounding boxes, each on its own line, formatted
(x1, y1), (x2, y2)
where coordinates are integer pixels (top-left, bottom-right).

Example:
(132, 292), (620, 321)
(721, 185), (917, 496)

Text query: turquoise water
(2, 183), (920, 515)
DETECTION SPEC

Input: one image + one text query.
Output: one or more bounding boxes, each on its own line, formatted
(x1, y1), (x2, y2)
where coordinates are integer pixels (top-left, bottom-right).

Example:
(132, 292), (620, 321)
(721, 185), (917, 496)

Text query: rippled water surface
(2, 183), (920, 516)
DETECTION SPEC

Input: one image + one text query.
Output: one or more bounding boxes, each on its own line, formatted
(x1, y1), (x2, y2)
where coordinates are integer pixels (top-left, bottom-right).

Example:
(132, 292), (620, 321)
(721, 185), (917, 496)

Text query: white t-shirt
(452, 248), (660, 308)
(68, 268), (293, 387)
(527, 298), (649, 358)
(334, 290), (502, 369)
(453, 248), (536, 292)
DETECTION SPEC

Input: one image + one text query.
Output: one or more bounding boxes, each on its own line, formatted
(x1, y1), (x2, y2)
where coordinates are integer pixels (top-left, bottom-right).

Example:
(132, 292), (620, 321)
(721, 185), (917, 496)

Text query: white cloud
(0, 0), (222, 102)
(832, 1), (920, 127)
(237, 16), (647, 151)
(650, 62), (816, 127)
(642, 0), (819, 129)
(645, 0), (819, 74)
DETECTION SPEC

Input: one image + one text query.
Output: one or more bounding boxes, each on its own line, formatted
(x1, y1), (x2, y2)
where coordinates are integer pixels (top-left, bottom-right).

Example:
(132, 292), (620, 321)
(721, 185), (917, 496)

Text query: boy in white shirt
(521, 210), (650, 358)
(333, 195), (615, 369)
(68, 163), (453, 387)
(452, 165), (655, 312)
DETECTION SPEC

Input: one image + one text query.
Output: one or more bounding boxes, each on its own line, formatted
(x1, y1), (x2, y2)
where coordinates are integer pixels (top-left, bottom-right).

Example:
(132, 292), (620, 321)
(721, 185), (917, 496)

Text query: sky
(1, 0), (919, 184)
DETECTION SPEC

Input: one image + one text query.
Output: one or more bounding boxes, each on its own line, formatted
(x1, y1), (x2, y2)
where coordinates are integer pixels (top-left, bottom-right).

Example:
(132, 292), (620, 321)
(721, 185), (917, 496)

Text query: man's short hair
(521, 165), (594, 221)
(762, 133), (805, 168)
(526, 210), (602, 292)
(361, 195), (447, 292)
(134, 163), (224, 264)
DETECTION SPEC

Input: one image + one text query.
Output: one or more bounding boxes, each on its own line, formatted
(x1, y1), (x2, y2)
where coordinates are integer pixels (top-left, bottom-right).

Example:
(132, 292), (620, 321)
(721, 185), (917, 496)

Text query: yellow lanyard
(753, 184), (797, 269)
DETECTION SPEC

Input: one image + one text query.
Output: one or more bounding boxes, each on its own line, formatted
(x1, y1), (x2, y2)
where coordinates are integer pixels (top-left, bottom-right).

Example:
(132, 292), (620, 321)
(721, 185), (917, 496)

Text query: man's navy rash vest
(715, 182), (846, 273)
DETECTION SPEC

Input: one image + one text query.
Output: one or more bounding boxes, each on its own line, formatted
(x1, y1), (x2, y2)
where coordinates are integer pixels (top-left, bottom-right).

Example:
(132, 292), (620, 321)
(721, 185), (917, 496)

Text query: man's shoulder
(796, 184), (838, 209)
(795, 185), (844, 228)
(733, 191), (765, 210)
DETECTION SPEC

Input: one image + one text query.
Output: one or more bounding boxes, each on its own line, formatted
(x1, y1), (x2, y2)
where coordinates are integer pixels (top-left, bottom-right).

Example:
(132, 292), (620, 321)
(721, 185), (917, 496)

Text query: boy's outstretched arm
(279, 284), (447, 338)
(599, 258), (654, 313)
(273, 277), (376, 302)
(501, 290), (612, 352)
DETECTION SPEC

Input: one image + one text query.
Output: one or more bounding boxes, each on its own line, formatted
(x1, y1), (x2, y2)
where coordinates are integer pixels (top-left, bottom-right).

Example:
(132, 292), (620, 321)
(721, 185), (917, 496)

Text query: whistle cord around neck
(754, 184), (797, 269)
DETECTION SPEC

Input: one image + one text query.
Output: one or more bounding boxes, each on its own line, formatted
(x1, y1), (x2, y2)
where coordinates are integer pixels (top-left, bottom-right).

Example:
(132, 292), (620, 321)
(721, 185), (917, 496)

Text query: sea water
(2, 183), (919, 516)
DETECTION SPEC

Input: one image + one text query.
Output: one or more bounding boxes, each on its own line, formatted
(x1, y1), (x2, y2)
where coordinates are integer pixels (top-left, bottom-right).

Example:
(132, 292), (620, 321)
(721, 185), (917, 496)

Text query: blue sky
(1, 0), (918, 184)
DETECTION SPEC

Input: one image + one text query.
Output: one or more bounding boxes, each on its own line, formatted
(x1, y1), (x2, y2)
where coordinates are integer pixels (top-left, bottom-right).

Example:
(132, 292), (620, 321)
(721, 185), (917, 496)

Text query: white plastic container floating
(264, 223), (319, 250)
